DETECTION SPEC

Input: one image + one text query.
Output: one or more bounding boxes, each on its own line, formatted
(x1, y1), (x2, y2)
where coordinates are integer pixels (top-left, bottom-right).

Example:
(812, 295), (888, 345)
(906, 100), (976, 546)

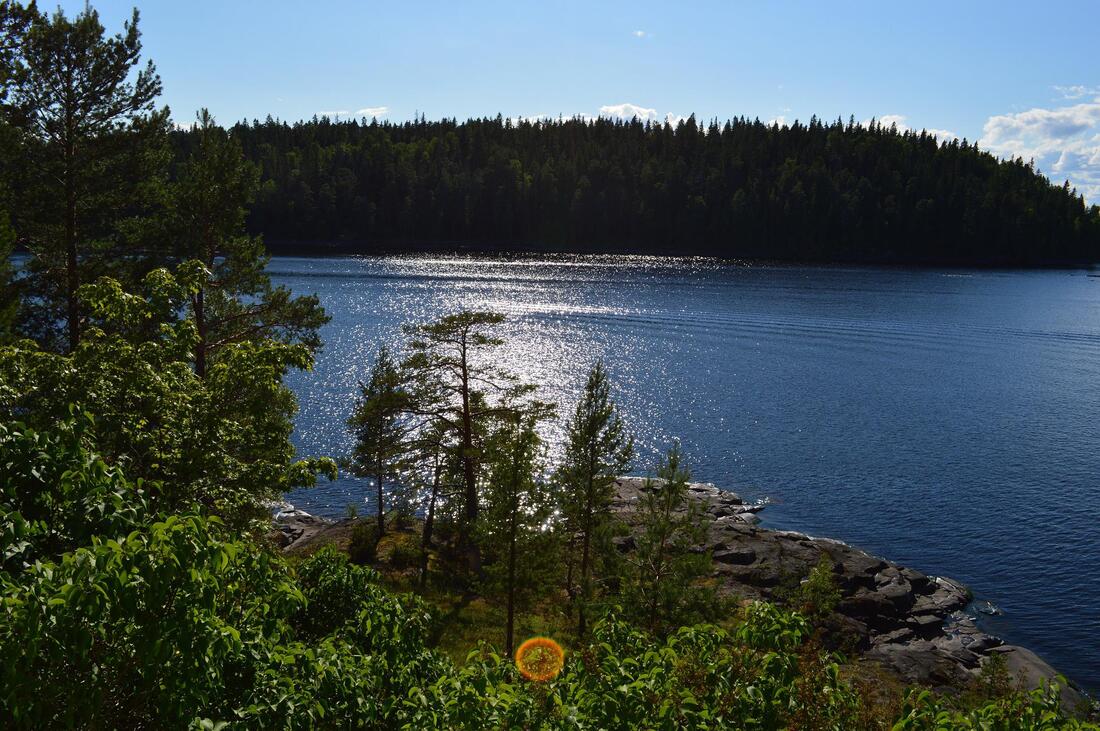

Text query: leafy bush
(347, 520), (379, 565)
(389, 536), (422, 570)
(0, 514), (449, 729)
(407, 602), (860, 729)
(894, 683), (1095, 731)
(0, 414), (149, 574)
(792, 555), (843, 621)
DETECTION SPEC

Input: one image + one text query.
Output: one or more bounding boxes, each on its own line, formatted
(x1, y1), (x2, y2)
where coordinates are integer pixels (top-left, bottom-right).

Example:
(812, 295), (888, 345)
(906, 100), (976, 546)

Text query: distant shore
(261, 240), (1100, 271)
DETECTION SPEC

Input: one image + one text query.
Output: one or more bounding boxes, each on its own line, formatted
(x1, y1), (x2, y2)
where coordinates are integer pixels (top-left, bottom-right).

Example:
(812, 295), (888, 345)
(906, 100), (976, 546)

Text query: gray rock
(713, 548), (757, 565)
(602, 477), (1077, 695)
(866, 640), (977, 688)
(989, 646), (1090, 713)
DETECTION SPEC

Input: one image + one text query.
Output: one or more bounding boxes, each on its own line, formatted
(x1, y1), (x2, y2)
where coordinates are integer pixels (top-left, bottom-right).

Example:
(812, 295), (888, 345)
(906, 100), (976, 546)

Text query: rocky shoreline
(609, 477), (1088, 710)
(273, 479), (1090, 710)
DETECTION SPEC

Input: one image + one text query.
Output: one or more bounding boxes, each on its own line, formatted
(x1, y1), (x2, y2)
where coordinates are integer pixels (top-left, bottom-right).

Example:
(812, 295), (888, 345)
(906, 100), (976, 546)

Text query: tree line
(207, 113), (1100, 266)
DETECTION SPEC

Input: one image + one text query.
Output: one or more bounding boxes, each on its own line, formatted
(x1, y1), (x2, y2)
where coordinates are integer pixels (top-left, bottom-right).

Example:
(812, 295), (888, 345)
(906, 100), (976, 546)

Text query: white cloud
(633, 29), (647, 38)
(597, 104), (689, 126)
(766, 115), (788, 127)
(863, 114), (958, 142)
(876, 114), (909, 129)
(979, 100), (1100, 200)
(599, 102), (659, 121)
(507, 113), (597, 126)
(923, 128), (959, 142)
(1053, 85), (1100, 101)
(357, 106), (389, 118)
(318, 109), (350, 118)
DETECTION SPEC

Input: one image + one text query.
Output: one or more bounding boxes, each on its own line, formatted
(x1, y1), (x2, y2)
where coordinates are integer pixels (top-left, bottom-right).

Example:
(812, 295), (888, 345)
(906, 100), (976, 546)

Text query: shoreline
(262, 246), (1100, 272)
(273, 478), (1093, 712)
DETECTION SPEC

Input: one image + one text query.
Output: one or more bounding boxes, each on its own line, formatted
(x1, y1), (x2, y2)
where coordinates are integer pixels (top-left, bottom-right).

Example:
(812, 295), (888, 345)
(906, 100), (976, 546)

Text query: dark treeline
(180, 114), (1100, 266)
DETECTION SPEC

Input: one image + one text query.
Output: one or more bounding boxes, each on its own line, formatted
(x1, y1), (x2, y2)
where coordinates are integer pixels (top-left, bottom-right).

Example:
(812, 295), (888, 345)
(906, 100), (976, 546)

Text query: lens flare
(514, 636), (564, 682)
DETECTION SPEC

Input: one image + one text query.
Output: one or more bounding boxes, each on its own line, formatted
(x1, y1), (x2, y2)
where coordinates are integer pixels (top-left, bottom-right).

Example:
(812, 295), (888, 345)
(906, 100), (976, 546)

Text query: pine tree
(623, 441), (714, 635)
(348, 345), (410, 536)
(401, 310), (530, 575)
(556, 360), (633, 637)
(480, 398), (556, 655)
(8, 4), (169, 351)
(403, 419), (456, 586)
(0, 1), (21, 342)
(0, 212), (16, 342)
(168, 109), (327, 377)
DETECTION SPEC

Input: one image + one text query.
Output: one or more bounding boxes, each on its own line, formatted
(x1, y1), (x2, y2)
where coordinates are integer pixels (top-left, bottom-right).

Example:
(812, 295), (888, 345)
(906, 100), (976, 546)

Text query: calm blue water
(275, 254), (1100, 692)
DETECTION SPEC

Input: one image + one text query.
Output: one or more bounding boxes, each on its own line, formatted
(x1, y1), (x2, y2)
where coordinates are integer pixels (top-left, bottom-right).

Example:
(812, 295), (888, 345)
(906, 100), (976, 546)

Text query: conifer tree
(348, 345), (411, 536)
(480, 397), (555, 655)
(168, 109), (327, 377)
(556, 359), (633, 637)
(401, 310), (530, 575)
(403, 419), (458, 586)
(8, 4), (168, 351)
(623, 441), (714, 634)
(0, 0), (21, 343)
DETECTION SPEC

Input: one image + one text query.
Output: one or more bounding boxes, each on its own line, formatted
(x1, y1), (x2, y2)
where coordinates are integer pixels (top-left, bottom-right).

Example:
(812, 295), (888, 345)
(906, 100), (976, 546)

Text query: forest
(1, 1), (1098, 728)
(203, 114), (1100, 266)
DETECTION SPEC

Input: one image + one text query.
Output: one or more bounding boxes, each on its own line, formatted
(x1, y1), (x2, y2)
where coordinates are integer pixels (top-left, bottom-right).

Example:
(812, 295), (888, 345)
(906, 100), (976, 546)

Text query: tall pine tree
(168, 109), (327, 377)
(8, 4), (168, 351)
(401, 310), (530, 576)
(480, 397), (556, 655)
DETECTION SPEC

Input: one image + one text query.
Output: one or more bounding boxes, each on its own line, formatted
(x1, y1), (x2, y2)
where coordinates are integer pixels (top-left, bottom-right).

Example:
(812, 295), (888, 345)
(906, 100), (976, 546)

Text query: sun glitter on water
(514, 637), (564, 682)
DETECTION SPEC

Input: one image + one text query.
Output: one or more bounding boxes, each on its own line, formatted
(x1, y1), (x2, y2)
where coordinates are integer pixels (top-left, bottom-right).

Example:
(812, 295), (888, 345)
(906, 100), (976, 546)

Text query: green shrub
(894, 683), (1095, 730)
(792, 555), (842, 621)
(390, 537), (422, 570)
(0, 414), (150, 574)
(347, 520), (379, 564)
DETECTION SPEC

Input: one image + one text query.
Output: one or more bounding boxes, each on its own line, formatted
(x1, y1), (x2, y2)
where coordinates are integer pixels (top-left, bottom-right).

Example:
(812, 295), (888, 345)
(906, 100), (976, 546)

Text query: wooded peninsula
(202, 115), (1100, 266)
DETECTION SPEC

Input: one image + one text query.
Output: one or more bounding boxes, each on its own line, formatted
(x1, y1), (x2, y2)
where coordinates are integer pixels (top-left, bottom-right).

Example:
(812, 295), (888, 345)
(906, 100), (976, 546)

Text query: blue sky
(60, 0), (1100, 199)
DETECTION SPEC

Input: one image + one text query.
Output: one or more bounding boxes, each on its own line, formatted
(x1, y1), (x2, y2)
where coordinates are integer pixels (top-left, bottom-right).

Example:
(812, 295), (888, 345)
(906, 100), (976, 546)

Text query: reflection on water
(276, 254), (1100, 692)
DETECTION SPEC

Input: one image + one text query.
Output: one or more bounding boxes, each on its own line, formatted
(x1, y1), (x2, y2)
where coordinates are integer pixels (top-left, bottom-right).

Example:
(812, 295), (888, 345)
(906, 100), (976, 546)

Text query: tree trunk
(564, 535), (577, 604)
(419, 462), (441, 587)
(375, 460), (385, 537)
(64, 137), (79, 353)
(458, 335), (481, 575)
(577, 492), (593, 638)
(194, 287), (206, 377)
(506, 505), (518, 656)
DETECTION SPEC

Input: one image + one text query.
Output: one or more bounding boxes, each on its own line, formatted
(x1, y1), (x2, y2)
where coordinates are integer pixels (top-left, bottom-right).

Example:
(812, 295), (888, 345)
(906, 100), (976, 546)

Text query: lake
(275, 254), (1100, 692)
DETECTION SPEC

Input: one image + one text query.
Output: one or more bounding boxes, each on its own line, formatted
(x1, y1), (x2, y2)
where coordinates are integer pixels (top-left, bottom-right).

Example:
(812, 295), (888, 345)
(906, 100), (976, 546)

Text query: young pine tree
(556, 359), (633, 637)
(623, 441), (714, 635)
(480, 399), (556, 655)
(348, 345), (411, 537)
